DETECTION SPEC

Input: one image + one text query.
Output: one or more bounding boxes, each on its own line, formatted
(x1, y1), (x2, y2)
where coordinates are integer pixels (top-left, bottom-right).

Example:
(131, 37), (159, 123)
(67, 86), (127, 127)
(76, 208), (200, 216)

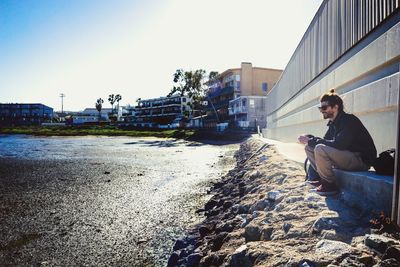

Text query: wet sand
(0, 136), (239, 266)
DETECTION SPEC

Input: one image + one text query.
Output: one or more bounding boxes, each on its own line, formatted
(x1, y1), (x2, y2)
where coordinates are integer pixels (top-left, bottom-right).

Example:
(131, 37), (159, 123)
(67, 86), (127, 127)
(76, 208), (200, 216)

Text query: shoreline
(0, 126), (195, 139)
(168, 138), (400, 266)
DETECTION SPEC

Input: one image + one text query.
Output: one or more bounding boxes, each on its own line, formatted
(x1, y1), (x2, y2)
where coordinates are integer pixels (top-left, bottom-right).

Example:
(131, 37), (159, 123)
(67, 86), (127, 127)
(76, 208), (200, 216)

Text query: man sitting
(298, 89), (377, 196)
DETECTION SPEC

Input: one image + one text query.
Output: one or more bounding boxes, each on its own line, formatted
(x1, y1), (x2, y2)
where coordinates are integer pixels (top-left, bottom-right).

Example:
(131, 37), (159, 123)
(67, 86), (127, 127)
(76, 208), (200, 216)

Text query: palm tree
(95, 98), (104, 123)
(108, 94), (116, 114)
(115, 94), (122, 118)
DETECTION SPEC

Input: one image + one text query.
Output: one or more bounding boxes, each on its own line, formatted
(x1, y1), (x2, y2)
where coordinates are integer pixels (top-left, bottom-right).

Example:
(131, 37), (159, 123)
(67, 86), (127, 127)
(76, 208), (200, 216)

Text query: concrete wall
(263, 2), (400, 154)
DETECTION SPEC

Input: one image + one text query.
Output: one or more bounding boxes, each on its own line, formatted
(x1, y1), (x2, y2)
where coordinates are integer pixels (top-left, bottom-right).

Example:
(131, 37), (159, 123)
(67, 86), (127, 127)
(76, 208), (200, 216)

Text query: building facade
(228, 96), (268, 129)
(0, 103), (53, 126)
(205, 62), (282, 128)
(129, 95), (192, 128)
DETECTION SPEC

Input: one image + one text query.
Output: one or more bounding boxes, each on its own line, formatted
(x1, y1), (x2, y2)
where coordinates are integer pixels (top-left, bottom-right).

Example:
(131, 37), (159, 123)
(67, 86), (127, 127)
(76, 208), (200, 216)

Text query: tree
(168, 69), (207, 112)
(95, 98), (104, 123)
(208, 71), (220, 83)
(108, 94), (116, 113)
(115, 94), (122, 116)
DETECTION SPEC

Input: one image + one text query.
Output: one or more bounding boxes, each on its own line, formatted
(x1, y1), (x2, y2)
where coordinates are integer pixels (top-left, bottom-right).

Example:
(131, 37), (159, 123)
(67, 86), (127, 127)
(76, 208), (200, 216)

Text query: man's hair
(320, 89), (344, 112)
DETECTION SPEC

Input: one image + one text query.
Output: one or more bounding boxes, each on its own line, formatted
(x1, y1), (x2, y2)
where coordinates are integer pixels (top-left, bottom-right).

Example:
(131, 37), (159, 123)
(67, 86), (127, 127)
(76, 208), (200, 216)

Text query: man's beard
(322, 111), (334, 119)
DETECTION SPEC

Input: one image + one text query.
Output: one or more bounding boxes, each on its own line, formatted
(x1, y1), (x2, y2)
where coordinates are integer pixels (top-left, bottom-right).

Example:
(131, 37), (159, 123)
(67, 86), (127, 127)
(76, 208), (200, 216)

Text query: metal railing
(267, 0), (399, 116)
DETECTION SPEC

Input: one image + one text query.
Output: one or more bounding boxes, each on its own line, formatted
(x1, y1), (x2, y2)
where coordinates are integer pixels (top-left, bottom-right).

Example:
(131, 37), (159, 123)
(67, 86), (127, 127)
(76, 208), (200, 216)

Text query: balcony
(229, 106), (247, 116)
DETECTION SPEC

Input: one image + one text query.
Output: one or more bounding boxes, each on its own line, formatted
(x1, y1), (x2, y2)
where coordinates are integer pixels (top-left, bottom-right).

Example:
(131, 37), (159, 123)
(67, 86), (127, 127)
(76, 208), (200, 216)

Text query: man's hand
(298, 135), (310, 145)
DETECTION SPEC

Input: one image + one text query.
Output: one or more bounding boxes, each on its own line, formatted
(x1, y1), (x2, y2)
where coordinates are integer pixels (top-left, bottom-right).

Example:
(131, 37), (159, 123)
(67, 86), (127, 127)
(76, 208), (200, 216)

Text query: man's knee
(314, 144), (328, 156)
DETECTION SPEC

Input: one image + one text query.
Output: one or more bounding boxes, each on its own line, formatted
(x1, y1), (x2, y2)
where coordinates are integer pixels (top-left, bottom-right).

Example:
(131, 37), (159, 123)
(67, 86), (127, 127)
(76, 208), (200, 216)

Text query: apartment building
(228, 96), (267, 129)
(204, 62), (282, 128)
(0, 103), (53, 126)
(129, 95), (192, 128)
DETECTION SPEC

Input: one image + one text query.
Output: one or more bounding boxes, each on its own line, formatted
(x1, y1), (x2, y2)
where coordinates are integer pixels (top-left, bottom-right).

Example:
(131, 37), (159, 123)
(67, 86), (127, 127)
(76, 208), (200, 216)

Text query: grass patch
(0, 125), (196, 139)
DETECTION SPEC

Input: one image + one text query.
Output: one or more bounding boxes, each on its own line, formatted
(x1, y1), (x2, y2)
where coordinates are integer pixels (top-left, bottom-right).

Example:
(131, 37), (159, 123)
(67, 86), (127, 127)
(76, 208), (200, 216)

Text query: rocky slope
(168, 138), (400, 267)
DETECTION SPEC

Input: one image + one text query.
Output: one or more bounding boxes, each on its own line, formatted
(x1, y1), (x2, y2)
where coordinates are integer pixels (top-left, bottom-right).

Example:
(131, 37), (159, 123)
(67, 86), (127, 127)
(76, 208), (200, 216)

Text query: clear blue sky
(0, 0), (323, 111)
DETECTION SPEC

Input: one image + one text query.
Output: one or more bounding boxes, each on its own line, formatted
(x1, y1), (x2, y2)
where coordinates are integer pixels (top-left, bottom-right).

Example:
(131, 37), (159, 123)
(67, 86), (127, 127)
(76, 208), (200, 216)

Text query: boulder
(244, 225), (262, 242)
(249, 199), (270, 213)
(315, 239), (353, 257)
(249, 170), (261, 179)
(167, 252), (180, 267)
(187, 253), (202, 267)
(382, 245), (400, 262)
(267, 190), (283, 202)
(312, 217), (340, 234)
(211, 232), (228, 251)
(365, 234), (398, 253)
(374, 258), (400, 267)
(173, 239), (187, 251)
(227, 245), (252, 267)
(260, 227), (273, 241)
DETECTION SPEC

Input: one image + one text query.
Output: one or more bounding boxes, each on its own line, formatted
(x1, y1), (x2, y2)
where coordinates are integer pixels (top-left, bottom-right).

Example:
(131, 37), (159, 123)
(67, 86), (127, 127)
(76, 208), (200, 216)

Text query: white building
(228, 96), (267, 129)
(130, 95), (192, 128)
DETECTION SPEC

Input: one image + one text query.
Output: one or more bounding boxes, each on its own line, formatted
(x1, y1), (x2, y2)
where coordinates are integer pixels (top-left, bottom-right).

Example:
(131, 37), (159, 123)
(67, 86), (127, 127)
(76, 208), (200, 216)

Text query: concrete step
(334, 169), (393, 215)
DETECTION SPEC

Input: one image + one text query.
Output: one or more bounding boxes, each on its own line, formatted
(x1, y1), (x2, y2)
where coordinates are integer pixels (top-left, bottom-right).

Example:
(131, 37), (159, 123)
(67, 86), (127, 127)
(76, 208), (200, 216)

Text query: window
(182, 97), (186, 102)
(250, 99), (255, 108)
(262, 82), (268, 92)
(242, 100), (246, 107)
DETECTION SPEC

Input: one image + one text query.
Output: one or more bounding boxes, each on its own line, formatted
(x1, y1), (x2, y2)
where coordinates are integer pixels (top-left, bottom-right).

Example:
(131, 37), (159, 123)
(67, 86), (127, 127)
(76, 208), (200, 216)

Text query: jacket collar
(327, 110), (345, 126)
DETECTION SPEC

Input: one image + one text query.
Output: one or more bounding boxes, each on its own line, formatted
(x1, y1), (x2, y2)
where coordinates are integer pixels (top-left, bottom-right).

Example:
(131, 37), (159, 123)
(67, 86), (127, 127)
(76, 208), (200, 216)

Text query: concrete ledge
(334, 169), (393, 215)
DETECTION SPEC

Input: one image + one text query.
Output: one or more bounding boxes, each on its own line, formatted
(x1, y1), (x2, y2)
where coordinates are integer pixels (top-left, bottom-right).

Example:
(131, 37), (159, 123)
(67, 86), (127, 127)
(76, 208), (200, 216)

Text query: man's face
(318, 101), (336, 120)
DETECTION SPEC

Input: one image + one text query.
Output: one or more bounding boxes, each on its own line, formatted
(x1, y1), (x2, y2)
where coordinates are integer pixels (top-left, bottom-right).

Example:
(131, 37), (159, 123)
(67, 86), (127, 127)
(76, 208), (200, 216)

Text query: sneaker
(306, 180), (322, 187)
(311, 182), (338, 196)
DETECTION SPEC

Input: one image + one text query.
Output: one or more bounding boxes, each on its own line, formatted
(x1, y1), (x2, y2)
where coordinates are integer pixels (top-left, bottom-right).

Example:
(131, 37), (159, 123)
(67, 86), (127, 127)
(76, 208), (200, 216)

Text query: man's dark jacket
(307, 111), (377, 166)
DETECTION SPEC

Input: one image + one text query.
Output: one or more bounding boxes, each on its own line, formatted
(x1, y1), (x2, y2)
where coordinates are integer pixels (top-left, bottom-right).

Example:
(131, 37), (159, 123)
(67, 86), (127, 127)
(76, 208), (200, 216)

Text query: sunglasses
(318, 105), (330, 111)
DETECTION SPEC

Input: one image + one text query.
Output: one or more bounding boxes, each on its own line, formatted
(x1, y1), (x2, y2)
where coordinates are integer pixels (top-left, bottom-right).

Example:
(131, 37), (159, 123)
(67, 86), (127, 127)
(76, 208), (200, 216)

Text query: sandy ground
(0, 135), (238, 266)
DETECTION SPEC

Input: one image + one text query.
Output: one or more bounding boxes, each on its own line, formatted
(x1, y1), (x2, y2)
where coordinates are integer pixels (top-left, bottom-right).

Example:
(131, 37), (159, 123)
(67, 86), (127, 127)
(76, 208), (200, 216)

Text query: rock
(374, 258), (400, 267)
(315, 239), (353, 257)
(252, 211), (264, 219)
(205, 199), (218, 210)
(187, 253), (202, 267)
(173, 239), (187, 251)
(245, 225), (261, 242)
(320, 230), (340, 241)
(273, 203), (284, 212)
(223, 201), (233, 210)
(227, 245), (252, 267)
(304, 193), (320, 202)
(267, 190), (283, 202)
(259, 156), (268, 162)
(260, 227), (273, 241)
(167, 252), (179, 267)
(298, 260), (317, 267)
(200, 253), (220, 267)
(249, 199), (270, 213)
(249, 170), (261, 179)
(199, 226), (211, 238)
(211, 232), (228, 251)
(365, 234), (397, 253)
(382, 245), (400, 262)
(312, 217), (340, 233)
(286, 196), (304, 203)
(283, 222), (292, 233)
(358, 253), (374, 265)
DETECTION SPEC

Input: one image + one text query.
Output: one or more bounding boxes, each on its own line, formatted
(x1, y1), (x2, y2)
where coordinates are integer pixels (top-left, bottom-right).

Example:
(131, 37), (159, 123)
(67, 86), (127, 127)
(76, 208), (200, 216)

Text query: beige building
(205, 62), (282, 127)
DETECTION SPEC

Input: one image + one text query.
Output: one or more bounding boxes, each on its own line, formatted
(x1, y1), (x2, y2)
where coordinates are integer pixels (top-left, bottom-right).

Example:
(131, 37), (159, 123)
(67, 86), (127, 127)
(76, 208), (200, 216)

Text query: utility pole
(60, 93), (65, 114)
